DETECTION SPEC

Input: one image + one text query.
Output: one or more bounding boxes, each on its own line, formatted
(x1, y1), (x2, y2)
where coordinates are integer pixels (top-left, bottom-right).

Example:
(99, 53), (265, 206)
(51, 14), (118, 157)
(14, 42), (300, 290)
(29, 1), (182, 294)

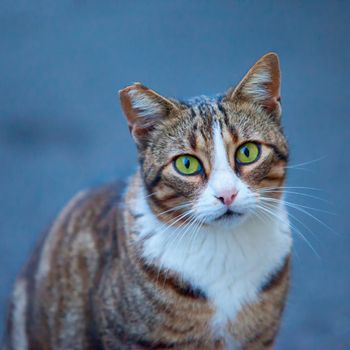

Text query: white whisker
(260, 197), (336, 216)
(256, 204), (320, 258)
(284, 155), (327, 170)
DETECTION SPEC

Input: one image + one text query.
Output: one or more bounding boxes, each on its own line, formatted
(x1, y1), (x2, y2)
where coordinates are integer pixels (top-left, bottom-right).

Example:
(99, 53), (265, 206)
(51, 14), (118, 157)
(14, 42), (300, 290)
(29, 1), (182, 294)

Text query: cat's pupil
(243, 147), (250, 158)
(183, 158), (190, 169)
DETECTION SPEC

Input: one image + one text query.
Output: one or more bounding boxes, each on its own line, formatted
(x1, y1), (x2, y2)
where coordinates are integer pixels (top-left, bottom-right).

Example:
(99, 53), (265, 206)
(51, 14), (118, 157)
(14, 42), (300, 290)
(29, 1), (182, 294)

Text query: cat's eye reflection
(173, 155), (203, 176)
(236, 142), (261, 165)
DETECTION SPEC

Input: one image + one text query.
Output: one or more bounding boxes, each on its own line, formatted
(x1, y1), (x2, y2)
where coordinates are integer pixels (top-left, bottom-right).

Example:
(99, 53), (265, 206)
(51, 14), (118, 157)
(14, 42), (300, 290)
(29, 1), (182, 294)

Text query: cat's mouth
(215, 209), (244, 221)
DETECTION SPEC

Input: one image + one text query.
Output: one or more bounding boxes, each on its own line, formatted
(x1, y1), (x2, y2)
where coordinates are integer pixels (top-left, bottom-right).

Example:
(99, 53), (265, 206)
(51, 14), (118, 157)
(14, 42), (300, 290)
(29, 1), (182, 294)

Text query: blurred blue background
(1, 1), (349, 348)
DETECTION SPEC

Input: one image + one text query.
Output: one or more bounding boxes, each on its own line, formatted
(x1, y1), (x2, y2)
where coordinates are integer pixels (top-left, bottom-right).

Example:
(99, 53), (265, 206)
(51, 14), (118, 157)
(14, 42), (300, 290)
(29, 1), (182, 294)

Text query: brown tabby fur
(3, 53), (291, 349)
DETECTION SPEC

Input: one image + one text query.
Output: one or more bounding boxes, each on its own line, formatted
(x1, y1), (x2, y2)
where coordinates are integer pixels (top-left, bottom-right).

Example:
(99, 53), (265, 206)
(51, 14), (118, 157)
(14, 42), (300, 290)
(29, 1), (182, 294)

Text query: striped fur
(3, 53), (292, 349)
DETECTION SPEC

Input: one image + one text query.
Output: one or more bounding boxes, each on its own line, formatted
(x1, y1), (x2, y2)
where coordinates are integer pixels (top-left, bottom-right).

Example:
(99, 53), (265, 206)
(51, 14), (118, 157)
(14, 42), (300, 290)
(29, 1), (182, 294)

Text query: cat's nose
(215, 189), (238, 206)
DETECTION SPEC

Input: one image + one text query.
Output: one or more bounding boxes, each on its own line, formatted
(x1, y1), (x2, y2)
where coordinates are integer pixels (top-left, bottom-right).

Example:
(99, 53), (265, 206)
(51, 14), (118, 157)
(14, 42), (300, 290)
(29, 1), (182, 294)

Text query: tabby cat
(3, 53), (292, 350)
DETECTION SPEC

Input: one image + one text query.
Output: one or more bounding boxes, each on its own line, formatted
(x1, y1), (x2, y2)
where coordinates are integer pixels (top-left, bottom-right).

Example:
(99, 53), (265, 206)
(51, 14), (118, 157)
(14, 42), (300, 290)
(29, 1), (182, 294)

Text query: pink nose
(215, 189), (238, 206)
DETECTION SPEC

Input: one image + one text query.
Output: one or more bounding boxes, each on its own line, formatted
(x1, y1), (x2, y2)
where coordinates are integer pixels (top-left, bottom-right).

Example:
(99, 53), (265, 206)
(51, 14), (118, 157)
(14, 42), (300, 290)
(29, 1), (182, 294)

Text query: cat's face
(120, 53), (288, 228)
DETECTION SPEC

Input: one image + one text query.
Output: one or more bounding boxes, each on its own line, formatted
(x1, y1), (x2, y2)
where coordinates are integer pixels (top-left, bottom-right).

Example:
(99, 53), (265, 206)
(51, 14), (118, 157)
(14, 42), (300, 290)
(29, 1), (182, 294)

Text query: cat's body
(4, 53), (292, 349)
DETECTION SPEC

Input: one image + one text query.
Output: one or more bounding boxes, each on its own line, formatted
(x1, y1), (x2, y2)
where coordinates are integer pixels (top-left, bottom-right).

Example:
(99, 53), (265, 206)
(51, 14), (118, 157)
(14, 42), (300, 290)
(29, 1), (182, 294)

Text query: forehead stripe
(212, 120), (231, 169)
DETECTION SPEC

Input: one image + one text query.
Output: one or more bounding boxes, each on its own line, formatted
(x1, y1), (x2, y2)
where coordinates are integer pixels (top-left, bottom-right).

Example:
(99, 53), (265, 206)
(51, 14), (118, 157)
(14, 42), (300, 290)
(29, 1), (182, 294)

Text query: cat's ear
(225, 52), (281, 119)
(119, 83), (179, 141)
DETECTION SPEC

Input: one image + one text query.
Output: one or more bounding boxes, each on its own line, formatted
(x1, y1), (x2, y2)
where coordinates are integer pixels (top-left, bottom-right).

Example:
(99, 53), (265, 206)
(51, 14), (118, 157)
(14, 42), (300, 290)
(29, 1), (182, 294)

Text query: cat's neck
(127, 179), (292, 328)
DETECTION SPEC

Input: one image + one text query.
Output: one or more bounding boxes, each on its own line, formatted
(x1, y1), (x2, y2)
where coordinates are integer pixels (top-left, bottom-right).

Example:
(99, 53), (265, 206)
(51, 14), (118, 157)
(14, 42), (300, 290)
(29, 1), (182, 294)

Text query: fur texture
(3, 53), (292, 350)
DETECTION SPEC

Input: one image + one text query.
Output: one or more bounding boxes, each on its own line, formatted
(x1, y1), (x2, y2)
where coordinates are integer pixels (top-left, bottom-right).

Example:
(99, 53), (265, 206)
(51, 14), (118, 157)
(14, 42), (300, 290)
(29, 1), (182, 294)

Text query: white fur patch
(133, 192), (291, 344)
(132, 121), (292, 346)
(12, 279), (28, 350)
(243, 69), (271, 100)
(128, 89), (163, 118)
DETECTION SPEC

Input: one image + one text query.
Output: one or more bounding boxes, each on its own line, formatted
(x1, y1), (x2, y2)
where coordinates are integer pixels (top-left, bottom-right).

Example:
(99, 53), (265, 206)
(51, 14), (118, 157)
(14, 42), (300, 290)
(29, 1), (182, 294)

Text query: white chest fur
(133, 188), (292, 334)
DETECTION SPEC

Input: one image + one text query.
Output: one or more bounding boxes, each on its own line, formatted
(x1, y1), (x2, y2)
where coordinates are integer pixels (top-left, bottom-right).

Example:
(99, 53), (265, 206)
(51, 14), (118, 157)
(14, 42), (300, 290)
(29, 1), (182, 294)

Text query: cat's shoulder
(22, 182), (125, 282)
(57, 181), (125, 229)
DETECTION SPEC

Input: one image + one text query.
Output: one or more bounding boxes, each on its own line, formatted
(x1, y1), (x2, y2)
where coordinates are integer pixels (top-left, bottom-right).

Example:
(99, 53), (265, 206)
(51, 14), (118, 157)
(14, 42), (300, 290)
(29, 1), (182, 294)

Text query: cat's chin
(204, 209), (250, 228)
(215, 209), (244, 220)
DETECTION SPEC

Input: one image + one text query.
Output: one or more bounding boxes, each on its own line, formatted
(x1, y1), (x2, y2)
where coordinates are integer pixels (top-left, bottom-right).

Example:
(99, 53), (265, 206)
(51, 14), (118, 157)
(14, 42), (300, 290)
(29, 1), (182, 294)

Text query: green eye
(236, 142), (261, 165)
(174, 155), (203, 176)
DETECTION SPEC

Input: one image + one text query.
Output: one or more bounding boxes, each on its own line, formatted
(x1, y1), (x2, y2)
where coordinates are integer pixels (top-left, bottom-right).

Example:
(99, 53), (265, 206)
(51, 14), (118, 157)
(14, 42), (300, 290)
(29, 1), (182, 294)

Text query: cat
(3, 52), (292, 350)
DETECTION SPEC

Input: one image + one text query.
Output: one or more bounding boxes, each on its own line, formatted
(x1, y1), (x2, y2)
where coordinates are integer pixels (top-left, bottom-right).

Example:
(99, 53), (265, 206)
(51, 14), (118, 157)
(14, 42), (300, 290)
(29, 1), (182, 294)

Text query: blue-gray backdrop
(1, 1), (349, 348)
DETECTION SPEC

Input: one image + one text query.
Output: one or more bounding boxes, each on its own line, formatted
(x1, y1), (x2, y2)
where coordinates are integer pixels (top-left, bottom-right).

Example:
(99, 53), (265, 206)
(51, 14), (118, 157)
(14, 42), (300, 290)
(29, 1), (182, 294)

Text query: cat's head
(119, 53), (288, 228)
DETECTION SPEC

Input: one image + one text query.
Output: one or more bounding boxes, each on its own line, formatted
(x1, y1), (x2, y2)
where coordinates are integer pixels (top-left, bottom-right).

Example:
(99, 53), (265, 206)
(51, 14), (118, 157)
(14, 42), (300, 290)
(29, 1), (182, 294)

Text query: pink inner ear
(120, 83), (179, 124)
(119, 84), (141, 128)
(119, 85), (156, 141)
(119, 83), (180, 142)
(229, 53), (281, 115)
(266, 59), (281, 102)
(262, 81), (280, 112)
